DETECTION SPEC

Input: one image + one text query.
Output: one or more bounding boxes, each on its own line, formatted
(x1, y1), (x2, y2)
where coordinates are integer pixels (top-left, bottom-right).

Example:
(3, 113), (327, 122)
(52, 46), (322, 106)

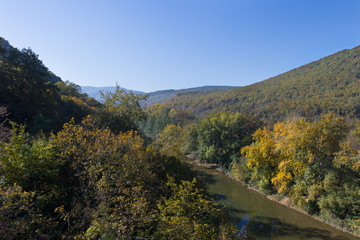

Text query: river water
(190, 162), (359, 240)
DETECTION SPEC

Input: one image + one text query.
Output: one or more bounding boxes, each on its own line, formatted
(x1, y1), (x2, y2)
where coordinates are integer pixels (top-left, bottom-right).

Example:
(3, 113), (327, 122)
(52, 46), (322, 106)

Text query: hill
(143, 86), (236, 107)
(81, 86), (145, 101)
(162, 45), (360, 121)
(81, 85), (236, 105)
(0, 37), (99, 133)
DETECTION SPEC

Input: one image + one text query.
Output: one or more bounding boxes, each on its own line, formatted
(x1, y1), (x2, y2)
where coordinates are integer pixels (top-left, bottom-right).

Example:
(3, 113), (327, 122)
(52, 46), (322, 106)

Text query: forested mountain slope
(0, 37), (99, 133)
(143, 86), (236, 107)
(163, 46), (360, 121)
(81, 86), (145, 101)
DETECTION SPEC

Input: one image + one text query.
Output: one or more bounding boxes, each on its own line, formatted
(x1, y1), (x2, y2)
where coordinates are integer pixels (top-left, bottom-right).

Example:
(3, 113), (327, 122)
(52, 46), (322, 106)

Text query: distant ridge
(81, 85), (236, 105)
(81, 86), (145, 101)
(143, 86), (236, 107)
(161, 45), (360, 121)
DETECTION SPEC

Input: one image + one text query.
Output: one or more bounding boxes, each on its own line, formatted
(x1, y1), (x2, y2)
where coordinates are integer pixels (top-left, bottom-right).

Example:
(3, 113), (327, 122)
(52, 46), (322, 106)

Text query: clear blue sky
(1, 0), (360, 92)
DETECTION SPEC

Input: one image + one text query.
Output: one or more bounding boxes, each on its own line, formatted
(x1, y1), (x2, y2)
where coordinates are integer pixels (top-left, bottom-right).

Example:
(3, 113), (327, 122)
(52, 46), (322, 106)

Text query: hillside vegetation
(142, 86), (236, 107)
(162, 45), (360, 121)
(0, 37), (243, 239)
(0, 37), (99, 134)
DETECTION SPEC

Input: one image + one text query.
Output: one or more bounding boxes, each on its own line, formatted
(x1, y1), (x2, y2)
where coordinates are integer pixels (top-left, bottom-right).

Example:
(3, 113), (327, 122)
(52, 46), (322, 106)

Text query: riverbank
(188, 159), (360, 239)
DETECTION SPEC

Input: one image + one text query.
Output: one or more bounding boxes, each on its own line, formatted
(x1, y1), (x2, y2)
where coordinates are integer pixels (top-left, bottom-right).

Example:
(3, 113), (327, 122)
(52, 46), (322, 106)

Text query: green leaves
(154, 124), (184, 158)
(198, 112), (261, 170)
(156, 176), (240, 240)
(97, 85), (148, 133)
(0, 124), (59, 194)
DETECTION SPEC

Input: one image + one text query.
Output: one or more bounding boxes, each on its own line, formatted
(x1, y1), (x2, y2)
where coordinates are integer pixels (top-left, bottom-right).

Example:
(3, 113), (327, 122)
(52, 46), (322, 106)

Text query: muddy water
(191, 163), (359, 240)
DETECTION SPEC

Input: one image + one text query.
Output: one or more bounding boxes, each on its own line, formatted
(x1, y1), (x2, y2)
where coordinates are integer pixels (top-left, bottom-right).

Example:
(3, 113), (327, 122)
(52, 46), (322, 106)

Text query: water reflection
(191, 162), (359, 240)
(244, 216), (353, 240)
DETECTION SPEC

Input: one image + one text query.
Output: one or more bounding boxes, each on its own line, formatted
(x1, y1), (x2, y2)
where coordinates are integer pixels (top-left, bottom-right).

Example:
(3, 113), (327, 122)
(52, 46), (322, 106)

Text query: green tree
(0, 124), (62, 211)
(97, 85), (148, 133)
(0, 106), (10, 142)
(198, 112), (261, 170)
(0, 48), (60, 133)
(139, 104), (195, 137)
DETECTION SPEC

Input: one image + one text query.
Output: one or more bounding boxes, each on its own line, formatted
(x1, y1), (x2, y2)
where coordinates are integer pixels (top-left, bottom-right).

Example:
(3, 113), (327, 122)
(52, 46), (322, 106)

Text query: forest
(1, 36), (360, 239)
(160, 45), (360, 122)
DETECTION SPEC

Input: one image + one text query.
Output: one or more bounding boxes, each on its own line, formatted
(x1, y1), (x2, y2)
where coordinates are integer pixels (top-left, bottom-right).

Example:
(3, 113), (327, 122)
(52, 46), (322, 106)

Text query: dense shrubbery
(139, 104), (195, 137)
(0, 116), (242, 239)
(196, 112), (262, 170)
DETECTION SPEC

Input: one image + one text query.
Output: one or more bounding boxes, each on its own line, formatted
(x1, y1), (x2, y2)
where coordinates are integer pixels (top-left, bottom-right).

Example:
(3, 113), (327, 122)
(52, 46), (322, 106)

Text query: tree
(0, 107), (10, 142)
(198, 112), (262, 170)
(156, 176), (243, 240)
(154, 124), (184, 158)
(0, 47), (60, 133)
(97, 85), (148, 133)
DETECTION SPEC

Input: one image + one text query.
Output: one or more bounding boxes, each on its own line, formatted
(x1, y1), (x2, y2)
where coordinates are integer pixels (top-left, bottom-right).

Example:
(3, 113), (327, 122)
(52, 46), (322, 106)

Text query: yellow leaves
(155, 124), (184, 158)
(307, 183), (323, 201)
(241, 113), (351, 195)
(271, 169), (292, 194)
(157, 176), (240, 239)
(292, 160), (306, 177)
(334, 141), (360, 171)
(349, 219), (360, 235)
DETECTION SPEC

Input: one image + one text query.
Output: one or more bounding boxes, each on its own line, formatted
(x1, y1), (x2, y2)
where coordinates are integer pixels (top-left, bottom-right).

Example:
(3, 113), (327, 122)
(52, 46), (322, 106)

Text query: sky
(1, 0), (360, 92)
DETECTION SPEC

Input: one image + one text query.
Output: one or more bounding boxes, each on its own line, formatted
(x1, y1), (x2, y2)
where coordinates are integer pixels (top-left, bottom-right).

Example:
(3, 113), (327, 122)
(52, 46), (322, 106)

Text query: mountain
(143, 86), (236, 107)
(0, 37), (98, 133)
(0, 37), (62, 84)
(161, 45), (360, 121)
(81, 86), (145, 101)
(81, 85), (235, 105)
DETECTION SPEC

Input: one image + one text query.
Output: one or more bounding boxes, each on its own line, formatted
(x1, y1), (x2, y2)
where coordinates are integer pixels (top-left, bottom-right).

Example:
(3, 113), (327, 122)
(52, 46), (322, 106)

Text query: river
(190, 162), (359, 240)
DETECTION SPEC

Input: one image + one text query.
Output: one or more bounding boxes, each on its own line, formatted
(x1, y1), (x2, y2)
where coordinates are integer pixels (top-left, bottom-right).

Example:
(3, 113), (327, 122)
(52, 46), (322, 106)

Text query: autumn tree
(156, 176), (243, 240)
(240, 113), (360, 230)
(154, 124), (184, 158)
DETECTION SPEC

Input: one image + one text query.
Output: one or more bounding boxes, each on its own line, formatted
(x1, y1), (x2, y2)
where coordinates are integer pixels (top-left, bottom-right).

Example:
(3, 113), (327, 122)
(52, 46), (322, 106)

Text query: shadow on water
(212, 193), (227, 201)
(194, 169), (218, 185)
(239, 216), (354, 240)
(189, 160), (359, 239)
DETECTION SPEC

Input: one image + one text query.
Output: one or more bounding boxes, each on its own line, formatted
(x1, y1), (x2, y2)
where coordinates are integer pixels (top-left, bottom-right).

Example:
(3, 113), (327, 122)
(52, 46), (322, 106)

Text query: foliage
(156, 176), (243, 240)
(97, 85), (148, 133)
(154, 124), (185, 158)
(0, 42), (99, 134)
(139, 104), (195, 137)
(0, 47), (61, 133)
(182, 123), (199, 154)
(51, 116), (229, 239)
(56, 81), (100, 125)
(238, 113), (360, 231)
(197, 112), (262, 170)
(0, 124), (62, 211)
(0, 107), (10, 142)
(142, 86), (235, 108)
(0, 185), (43, 240)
